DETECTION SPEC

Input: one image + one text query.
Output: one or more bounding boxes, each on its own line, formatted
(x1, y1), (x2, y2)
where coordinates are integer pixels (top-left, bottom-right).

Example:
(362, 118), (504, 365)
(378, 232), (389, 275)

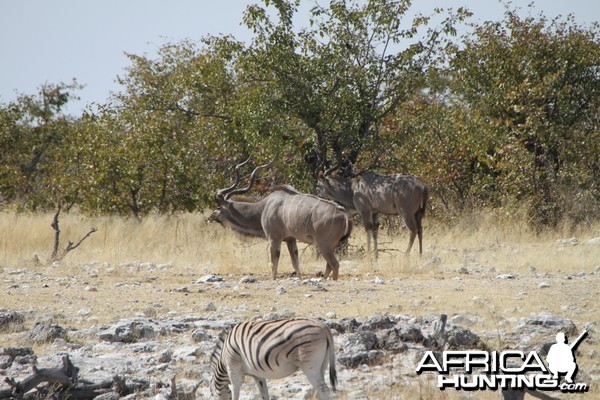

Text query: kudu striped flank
(317, 170), (428, 258)
(209, 317), (337, 400)
(209, 159), (352, 280)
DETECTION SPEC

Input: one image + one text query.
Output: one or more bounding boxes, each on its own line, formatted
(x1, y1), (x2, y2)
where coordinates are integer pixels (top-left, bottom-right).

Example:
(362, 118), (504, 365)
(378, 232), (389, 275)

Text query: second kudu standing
(209, 160), (352, 280)
(316, 170), (428, 258)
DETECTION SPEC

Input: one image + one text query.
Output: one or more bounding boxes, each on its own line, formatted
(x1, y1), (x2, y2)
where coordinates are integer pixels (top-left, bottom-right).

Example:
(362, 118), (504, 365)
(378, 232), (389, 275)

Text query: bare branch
(63, 227), (98, 254)
(50, 206), (62, 260)
(49, 210), (98, 263)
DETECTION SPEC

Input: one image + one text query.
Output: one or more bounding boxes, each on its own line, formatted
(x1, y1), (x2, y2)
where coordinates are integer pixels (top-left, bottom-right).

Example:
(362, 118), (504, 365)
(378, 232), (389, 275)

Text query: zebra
(209, 317), (337, 400)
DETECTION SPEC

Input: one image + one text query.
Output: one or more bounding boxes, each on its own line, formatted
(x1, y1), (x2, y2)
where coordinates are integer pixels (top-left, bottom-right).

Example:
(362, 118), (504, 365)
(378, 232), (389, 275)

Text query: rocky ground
(0, 243), (599, 399)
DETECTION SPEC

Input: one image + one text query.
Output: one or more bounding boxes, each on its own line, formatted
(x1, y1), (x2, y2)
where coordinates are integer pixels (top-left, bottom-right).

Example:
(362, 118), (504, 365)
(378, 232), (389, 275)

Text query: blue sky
(1, 0), (598, 115)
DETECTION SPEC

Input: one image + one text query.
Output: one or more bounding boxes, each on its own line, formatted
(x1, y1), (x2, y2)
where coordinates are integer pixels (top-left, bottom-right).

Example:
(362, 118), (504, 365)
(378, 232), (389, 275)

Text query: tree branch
(50, 209), (97, 263)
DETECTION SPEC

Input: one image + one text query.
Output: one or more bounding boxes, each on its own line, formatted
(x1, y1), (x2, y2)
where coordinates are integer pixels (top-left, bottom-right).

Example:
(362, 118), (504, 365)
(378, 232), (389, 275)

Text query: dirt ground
(0, 213), (599, 398)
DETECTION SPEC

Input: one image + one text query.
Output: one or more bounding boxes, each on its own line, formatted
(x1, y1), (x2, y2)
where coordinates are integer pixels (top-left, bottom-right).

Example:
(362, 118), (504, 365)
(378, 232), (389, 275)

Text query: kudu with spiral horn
(316, 166), (428, 258)
(209, 158), (352, 280)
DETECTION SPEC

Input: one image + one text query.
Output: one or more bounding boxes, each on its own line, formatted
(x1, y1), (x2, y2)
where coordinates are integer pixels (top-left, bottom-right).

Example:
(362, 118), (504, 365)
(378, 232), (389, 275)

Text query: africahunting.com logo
(416, 330), (589, 393)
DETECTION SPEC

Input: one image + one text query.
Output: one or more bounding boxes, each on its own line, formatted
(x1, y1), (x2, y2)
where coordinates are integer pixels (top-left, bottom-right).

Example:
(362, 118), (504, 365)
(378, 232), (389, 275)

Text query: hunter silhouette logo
(416, 329), (589, 393)
(546, 330), (588, 384)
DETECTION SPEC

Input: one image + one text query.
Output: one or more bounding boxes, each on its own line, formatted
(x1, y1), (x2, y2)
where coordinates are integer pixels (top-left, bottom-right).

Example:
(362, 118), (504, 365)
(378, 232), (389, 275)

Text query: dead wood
(0, 355), (135, 400)
(50, 207), (97, 263)
(3, 354), (77, 399)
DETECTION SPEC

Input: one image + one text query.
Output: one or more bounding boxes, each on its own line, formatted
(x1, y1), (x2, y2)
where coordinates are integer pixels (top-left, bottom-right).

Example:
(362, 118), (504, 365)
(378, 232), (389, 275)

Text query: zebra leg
(301, 367), (330, 400)
(285, 239), (302, 278)
(253, 376), (269, 400)
(227, 366), (245, 400)
(269, 238), (282, 280)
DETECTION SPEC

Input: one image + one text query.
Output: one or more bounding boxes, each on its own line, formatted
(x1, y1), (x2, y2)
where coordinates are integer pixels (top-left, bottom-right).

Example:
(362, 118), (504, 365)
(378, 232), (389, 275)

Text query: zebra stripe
(209, 317), (337, 400)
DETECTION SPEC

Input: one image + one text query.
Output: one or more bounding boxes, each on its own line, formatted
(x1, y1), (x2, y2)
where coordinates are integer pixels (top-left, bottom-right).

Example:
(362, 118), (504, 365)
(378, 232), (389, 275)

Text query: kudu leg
(407, 232), (417, 254)
(402, 211), (419, 255)
(285, 239), (302, 278)
(415, 211), (424, 255)
(362, 212), (379, 259)
(372, 214), (380, 259)
(269, 238), (282, 280)
(320, 249), (340, 281)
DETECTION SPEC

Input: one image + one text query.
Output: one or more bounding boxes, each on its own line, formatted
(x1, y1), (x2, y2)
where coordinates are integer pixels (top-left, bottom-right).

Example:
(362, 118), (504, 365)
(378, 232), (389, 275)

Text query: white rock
(557, 237), (578, 246)
(172, 345), (201, 361)
(423, 256), (442, 267)
(411, 299), (425, 307)
(496, 273), (516, 279)
(275, 286), (286, 295)
(450, 315), (477, 327)
(197, 274), (224, 283)
(302, 278), (323, 284)
(239, 275), (257, 284)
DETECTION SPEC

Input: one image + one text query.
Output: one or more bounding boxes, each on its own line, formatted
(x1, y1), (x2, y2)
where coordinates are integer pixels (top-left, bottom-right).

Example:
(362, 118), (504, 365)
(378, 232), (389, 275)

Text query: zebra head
(209, 330), (232, 399)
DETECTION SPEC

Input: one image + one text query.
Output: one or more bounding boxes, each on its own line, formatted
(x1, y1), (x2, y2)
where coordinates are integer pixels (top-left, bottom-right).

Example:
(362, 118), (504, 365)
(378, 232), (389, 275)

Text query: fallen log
(0, 355), (137, 399)
(3, 354), (77, 398)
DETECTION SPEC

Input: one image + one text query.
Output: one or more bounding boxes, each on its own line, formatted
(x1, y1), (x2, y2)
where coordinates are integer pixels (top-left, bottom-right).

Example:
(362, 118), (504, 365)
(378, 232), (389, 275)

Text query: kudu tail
(340, 216), (353, 245)
(416, 185), (428, 255)
(420, 186), (429, 217)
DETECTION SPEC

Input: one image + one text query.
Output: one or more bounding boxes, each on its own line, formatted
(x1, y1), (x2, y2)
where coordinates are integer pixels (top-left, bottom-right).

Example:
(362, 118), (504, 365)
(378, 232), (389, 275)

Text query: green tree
(0, 80), (83, 210)
(241, 0), (469, 175)
(449, 9), (600, 224)
(70, 0), (469, 215)
(76, 38), (264, 215)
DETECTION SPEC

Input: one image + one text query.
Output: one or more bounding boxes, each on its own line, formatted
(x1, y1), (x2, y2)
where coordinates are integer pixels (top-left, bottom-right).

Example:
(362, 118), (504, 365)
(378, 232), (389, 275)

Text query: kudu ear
(323, 164), (339, 177)
(215, 195), (227, 207)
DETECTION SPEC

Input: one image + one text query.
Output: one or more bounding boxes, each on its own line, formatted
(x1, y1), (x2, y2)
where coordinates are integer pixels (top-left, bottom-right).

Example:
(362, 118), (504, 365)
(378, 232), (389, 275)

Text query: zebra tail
(328, 335), (338, 391)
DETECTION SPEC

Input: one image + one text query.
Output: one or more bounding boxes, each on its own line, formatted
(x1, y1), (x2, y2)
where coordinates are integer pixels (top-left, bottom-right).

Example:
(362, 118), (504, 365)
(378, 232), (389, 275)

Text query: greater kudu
(209, 160), (352, 280)
(316, 170), (428, 258)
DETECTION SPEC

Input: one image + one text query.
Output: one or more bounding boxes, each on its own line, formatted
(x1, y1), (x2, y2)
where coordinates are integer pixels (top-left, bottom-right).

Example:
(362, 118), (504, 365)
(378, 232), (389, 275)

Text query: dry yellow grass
(2, 210), (597, 276)
(0, 211), (599, 398)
